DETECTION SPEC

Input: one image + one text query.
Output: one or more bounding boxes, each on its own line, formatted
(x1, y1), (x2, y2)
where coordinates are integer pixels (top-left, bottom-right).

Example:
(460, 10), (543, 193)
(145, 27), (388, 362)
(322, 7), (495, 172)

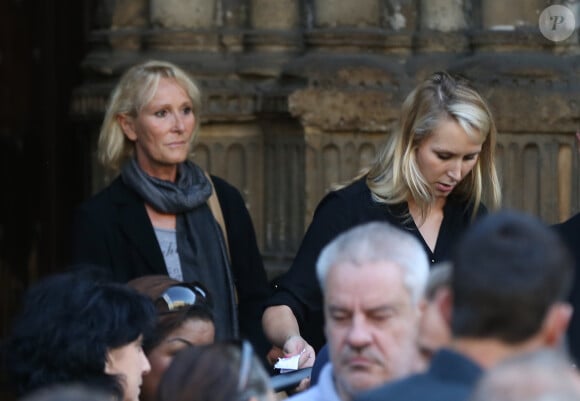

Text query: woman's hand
(283, 335), (315, 368)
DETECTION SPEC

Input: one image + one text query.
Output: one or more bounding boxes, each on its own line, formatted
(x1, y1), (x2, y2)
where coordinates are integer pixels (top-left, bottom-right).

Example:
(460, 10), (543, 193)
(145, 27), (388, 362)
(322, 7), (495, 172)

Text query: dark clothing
(266, 177), (485, 350)
(553, 213), (580, 365)
(356, 348), (483, 401)
(310, 344), (329, 386)
(71, 175), (272, 358)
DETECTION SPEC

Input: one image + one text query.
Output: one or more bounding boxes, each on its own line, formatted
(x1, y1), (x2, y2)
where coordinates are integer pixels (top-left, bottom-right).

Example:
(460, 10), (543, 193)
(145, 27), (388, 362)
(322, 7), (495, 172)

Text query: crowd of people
(1, 59), (580, 401)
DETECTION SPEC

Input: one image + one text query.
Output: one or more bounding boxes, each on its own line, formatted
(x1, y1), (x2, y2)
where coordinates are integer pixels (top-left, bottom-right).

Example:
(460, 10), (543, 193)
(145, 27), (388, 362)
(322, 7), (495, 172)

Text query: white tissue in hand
(274, 354), (301, 372)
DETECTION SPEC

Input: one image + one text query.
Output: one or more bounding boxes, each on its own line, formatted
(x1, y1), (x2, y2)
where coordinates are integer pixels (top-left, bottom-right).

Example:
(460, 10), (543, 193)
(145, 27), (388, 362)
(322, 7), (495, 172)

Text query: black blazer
(70, 175), (273, 357)
(554, 213), (580, 366)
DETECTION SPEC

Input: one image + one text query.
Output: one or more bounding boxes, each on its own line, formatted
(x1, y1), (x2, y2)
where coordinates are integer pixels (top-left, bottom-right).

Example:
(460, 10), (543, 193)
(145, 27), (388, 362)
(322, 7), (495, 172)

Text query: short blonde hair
(367, 72), (501, 221)
(98, 60), (202, 172)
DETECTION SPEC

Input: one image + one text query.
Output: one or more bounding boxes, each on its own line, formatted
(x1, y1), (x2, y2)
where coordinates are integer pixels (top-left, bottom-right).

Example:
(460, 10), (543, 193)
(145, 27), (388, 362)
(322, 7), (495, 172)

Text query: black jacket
(70, 175), (272, 358)
(553, 213), (580, 365)
(266, 177), (485, 350)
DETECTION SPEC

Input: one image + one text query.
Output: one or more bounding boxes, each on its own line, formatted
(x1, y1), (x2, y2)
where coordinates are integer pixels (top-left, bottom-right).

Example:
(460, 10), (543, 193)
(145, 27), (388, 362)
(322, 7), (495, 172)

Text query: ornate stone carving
(73, 0), (580, 275)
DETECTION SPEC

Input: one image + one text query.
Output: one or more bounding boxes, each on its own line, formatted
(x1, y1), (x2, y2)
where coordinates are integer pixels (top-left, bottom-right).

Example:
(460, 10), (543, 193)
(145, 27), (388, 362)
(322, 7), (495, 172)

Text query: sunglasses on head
(154, 282), (209, 313)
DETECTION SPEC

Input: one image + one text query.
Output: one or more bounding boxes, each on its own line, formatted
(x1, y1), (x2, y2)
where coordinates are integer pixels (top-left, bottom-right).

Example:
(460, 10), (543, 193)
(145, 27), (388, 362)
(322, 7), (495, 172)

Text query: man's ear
(437, 287), (453, 326)
(541, 302), (573, 348)
(117, 113), (137, 141)
(104, 352), (113, 374)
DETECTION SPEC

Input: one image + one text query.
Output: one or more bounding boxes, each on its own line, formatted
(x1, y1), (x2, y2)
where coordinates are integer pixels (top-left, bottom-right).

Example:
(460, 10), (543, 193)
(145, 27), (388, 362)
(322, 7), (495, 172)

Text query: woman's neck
(146, 204), (177, 229)
(407, 196), (446, 253)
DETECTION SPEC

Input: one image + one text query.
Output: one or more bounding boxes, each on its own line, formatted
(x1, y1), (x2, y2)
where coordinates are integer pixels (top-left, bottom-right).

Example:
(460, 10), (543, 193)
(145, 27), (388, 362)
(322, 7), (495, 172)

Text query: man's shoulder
(355, 373), (433, 401)
(357, 350), (483, 401)
(357, 374), (474, 401)
(554, 212), (580, 237)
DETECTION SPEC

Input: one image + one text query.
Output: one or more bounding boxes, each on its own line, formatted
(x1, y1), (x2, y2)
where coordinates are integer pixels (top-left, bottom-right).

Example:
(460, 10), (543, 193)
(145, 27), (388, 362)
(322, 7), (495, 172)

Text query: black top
(265, 177), (485, 350)
(356, 348), (483, 401)
(553, 213), (580, 366)
(70, 175), (273, 359)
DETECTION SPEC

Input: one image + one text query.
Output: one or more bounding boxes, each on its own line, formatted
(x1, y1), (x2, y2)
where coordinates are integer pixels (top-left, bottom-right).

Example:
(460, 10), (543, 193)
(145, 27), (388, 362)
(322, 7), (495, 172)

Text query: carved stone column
(146, 0), (246, 52)
(86, 0), (148, 52)
(287, 63), (407, 225)
(110, 0), (148, 50)
(242, 0), (302, 77)
(474, 0), (560, 52)
(415, 0), (468, 52)
(420, 0), (467, 31)
(151, 0), (216, 28)
(306, 0), (413, 54)
(250, 0), (299, 30)
(481, 0), (543, 29)
(148, 0), (219, 51)
(447, 54), (580, 221)
(314, 0), (380, 27)
(72, 0), (580, 279)
(194, 123), (264, 247)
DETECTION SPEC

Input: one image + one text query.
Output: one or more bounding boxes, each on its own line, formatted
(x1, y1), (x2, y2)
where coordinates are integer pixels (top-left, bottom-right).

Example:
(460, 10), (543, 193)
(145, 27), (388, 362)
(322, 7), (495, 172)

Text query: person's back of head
(451, 210), (573, 345)
(158, 340), (274, 401)
(469, 349), (580, 401)
(3, 269), (156, 399)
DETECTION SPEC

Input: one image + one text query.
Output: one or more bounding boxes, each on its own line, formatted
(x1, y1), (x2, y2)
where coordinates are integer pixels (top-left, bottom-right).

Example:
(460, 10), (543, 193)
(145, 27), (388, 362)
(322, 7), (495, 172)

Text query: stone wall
(73, 0), (580, 277)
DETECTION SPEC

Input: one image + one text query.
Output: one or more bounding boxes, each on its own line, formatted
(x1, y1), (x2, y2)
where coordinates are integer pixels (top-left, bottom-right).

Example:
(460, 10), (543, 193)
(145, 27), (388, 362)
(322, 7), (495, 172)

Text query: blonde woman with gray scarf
(70, 60), (272, 361)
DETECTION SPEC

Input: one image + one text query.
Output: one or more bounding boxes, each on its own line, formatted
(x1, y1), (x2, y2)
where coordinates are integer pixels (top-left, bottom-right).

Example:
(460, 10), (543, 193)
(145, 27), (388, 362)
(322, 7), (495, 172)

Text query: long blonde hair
(98, 60), (202, 172)
(366, 72), (501, 221)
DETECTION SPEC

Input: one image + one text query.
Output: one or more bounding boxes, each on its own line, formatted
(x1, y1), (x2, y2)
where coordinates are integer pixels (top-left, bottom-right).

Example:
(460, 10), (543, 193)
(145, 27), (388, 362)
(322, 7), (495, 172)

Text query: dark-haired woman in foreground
(3, 271), (156, 401)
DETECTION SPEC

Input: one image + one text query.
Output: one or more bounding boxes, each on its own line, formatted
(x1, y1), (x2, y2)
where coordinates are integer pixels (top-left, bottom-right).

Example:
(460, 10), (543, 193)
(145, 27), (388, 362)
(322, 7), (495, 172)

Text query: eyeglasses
(154, 283), (209, 313)
(237, 340), (254, 393)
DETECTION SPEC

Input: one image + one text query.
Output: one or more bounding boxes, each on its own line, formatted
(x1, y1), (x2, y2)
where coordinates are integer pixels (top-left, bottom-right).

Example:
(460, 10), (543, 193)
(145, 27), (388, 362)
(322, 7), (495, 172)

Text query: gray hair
(470, 349), (580, 401)
(316, 222), (429, 305)
(425, 262), (452, 300)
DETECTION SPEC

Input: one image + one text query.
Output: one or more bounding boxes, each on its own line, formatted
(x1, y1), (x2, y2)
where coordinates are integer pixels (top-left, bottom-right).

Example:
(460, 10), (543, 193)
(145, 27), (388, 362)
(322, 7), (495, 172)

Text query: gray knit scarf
(121, 158), (239, 340)
(121, 158), (212, 213)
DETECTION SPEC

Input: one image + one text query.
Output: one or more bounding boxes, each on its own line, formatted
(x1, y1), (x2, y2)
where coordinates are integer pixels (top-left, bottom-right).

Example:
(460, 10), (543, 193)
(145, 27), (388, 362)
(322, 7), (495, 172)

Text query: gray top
(153, 227), (183, 281)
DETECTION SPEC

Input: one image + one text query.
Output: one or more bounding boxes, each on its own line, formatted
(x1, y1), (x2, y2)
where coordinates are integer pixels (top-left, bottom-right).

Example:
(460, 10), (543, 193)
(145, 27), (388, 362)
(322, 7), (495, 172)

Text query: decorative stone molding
(419, 0), (468, 32)
(313, 0), (380, 28)
(73, 0), (580, 274)
(481, 0), (544, 30)
(151, 0), (217, 29)
(250, 0), (300, 29)
(497, 133), (579, 222)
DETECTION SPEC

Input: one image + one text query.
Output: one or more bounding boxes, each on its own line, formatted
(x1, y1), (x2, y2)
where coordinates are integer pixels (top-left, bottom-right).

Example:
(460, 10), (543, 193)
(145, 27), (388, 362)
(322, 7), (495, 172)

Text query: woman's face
(415, 118), (483, 200)
(141, 318), (215, 401)
(119, 77), (196, 181)
(105, 335), (151, 401)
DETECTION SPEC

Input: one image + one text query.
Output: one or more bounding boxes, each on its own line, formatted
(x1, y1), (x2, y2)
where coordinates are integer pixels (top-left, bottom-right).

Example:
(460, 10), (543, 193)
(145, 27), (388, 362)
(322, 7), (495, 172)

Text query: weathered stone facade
(72, 0), (580, 277)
